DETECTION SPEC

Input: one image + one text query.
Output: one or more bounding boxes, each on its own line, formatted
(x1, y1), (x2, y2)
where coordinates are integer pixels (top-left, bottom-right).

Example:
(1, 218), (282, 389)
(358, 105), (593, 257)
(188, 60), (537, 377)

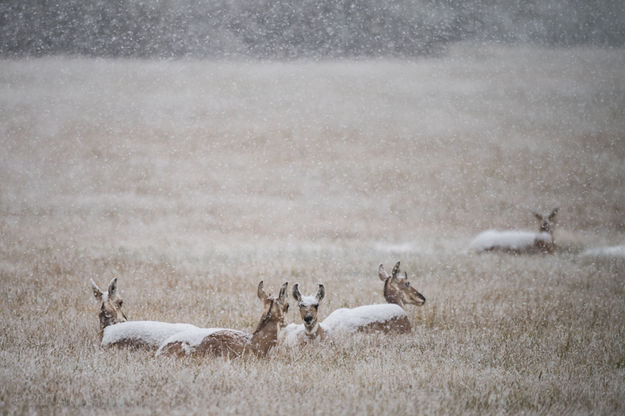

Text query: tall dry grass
(1, 44), (624, 414)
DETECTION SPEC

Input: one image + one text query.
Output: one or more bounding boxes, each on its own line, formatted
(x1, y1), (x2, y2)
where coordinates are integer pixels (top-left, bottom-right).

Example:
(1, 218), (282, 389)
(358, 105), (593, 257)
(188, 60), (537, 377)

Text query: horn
(257, 281), (268, 300)
(548, 207), (559, 221)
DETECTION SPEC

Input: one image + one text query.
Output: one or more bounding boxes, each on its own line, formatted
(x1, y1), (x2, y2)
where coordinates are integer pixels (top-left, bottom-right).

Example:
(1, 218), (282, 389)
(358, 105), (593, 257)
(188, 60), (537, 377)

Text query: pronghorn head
(378, 261), (426, 308)
(533, 208), (559, 234)
(90, 277), (127, 332)
(255, 281), (290, 333)
(251, 280), (289, 356)
(292, 283), (325, 334)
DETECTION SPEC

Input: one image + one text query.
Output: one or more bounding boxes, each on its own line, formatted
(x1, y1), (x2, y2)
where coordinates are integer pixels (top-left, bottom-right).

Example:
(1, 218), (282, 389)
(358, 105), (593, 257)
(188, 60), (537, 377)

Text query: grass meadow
(1, 44), (625, 414)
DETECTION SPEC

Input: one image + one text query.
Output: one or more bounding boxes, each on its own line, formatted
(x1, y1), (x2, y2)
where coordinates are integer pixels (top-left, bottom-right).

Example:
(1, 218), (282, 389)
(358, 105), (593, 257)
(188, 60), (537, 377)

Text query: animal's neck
(250, 320), (279, 357)
(304, 322), (324, 340)
(99, 308), (115, 332)
(383, 279), (404, 307)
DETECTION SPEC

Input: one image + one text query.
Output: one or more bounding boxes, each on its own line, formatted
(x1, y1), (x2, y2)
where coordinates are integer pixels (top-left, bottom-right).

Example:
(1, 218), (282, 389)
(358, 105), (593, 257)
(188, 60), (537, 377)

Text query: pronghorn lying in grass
(471, 208), (559, 254)
(157, 281), (289, 358)
(90, 278), (198, 349)
(321, 261), (425, 335)
(281, 283), (326, 346)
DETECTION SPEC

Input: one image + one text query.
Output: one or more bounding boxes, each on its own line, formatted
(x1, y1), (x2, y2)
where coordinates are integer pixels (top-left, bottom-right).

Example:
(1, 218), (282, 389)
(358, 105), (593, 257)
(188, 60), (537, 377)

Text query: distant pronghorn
(157, 281), (289, 358)
(90, 278), (198, 349)
(321, 261), (425, 334)
(471, 208), (559, 254)
(281, 283), (327, 346)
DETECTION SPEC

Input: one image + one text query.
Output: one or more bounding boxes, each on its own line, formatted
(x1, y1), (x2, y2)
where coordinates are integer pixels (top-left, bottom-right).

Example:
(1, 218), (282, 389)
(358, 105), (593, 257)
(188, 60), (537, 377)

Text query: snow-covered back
(280, 323), (305, 346)
(470, 230), (551, 252)
(101, 321), (199, 348)
(581, 245), (625, 258)
(322, 304), (407, 333)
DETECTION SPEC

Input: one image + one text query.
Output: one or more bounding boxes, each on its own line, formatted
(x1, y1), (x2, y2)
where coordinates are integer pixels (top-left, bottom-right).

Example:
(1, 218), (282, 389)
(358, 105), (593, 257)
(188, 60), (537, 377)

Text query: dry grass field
(1, 44), (625, 414)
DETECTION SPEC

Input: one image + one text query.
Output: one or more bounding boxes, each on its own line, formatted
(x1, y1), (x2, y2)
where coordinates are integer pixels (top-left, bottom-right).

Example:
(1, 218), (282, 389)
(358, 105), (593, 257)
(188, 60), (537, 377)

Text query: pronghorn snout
(412, 288), (426, 305)
(417, 293), (426, 305)
(304, 314), (313, 324)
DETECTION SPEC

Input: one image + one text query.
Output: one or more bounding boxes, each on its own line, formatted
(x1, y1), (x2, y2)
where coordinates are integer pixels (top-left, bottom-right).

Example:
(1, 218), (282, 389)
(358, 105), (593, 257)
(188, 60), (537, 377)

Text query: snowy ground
(1, 44), (624, 414)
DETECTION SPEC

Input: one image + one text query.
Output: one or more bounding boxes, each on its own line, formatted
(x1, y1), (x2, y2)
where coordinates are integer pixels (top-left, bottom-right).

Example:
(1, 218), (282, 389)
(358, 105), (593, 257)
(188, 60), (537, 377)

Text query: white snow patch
(280, 323), (305, 347)
(581, 245), (625, 258)
(102, 321), (199, 348)
(374, 241), (417, 253)
(299, 295), (318, 307)
(470, 230), (550, 252)
(321, 304), (407, 333)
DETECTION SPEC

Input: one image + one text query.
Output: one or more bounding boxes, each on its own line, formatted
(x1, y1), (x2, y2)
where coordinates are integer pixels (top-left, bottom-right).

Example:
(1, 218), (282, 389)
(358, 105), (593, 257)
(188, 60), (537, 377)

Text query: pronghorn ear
(532, 211), (543, 222)
(316, 283), (325, 303)
(292, 283), (302, 302)
(257, 281), (268, 301)
(107, 277), (118, 298)
(278, 282), (288, 302)
(548, 208), (559, 221)
(90, 279), (103, 301)
(391, 261), (401, 279)
(378, 264), (389, 281)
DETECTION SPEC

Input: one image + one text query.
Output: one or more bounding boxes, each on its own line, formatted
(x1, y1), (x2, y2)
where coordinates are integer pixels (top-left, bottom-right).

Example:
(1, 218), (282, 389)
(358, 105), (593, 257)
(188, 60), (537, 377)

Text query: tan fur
(292, 283), (326, 344)
(160, 281), (289, 358)
(378, 262), (426, 308)
(106, 338), (153, 350)
(162, 331), (253, 358)
(321, 262), (425, 336)
(90, 277), (127, 338)
(357, 315), (411, 334)
(361, 261), (426, 333)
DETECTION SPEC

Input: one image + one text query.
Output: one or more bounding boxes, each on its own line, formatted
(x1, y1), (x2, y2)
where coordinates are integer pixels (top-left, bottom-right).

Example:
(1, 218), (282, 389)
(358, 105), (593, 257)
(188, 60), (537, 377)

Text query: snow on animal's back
(470, 229), (551, 253)
(321, 304), (407, 333)
(581, 245), (625, 258)
(101, 321), (199, 348)
(280, 323), (304, 346)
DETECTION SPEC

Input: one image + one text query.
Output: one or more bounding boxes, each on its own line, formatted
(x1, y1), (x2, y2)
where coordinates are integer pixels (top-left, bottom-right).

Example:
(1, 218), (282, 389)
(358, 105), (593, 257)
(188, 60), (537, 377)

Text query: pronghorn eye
(117, 300), (123, 307)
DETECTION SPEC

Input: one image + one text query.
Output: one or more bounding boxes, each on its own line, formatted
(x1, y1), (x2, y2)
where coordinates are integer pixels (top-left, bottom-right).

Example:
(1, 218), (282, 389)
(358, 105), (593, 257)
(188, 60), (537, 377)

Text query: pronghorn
(90, 278), (198, 349)
(90, 277), (127, 333)
(471, 208), (559, 254)
(321, 261), (425, 334)
(157, 281), (289, 358)
(281, 283), (327, 346)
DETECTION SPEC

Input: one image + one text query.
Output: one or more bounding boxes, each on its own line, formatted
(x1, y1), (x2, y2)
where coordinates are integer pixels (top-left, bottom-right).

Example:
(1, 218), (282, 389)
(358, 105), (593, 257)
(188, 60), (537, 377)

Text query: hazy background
(2, 0), (625, 58)
(1, 1), (625, 414)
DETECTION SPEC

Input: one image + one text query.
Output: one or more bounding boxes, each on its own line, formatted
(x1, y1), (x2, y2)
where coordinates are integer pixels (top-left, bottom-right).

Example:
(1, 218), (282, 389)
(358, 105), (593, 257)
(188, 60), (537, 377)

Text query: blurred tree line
(1, 0), (623, 58)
